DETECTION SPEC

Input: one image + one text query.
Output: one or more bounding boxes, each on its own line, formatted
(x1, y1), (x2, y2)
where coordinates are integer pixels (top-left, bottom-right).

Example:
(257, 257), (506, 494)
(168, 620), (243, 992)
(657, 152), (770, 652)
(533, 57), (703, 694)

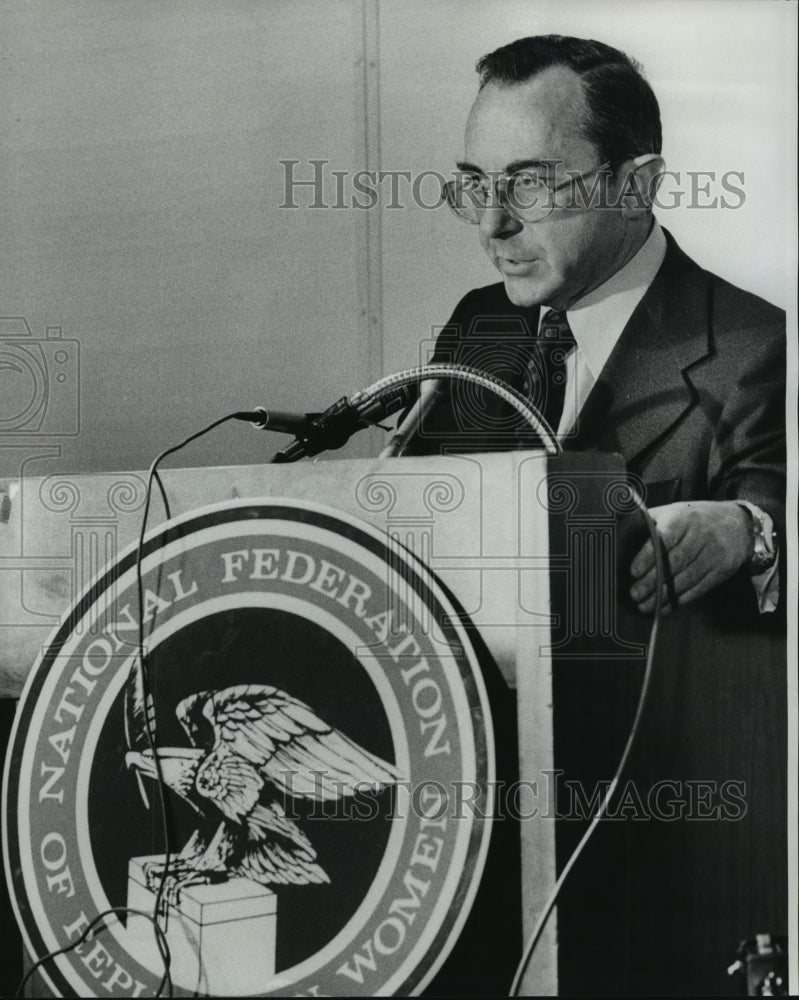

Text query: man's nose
(479, 203), (522, 240)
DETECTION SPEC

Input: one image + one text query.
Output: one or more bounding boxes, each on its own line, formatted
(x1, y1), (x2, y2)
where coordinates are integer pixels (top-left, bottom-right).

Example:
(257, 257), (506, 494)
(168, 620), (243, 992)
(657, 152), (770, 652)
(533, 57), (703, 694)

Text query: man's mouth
(497, 257), (538, 273)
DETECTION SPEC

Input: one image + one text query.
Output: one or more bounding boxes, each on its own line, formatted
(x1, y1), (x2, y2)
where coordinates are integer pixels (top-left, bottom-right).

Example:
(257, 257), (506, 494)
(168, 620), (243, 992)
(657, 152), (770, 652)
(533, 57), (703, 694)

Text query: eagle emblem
(124, 664), (403, 909)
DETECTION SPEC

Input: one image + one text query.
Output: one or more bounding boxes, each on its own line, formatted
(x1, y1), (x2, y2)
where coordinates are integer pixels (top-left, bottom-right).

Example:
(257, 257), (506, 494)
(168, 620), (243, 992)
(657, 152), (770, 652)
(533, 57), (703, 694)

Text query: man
(407, 34), (784, 619)
(406, 36), (787, 996)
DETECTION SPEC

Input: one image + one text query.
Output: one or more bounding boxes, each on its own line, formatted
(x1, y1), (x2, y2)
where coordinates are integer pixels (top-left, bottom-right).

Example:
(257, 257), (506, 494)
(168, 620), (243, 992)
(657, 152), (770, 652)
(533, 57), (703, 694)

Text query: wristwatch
(737, 501), (778, 576)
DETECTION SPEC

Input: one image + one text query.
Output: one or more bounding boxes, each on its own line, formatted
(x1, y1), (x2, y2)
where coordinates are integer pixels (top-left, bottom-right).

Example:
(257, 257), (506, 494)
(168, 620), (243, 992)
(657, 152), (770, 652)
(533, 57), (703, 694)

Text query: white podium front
(1, 450), (635, 996)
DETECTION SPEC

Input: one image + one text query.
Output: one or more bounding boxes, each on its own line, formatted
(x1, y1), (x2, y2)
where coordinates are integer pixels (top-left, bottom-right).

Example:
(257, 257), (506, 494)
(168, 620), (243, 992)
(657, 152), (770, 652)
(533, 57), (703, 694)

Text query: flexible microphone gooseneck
(358, 364), (561, 458)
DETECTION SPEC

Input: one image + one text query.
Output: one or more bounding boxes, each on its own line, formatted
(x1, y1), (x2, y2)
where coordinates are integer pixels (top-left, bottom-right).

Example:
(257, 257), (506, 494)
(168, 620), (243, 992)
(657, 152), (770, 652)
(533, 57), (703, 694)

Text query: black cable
(15, 414), (242, 1000)
(509, 486), (667, 996)
(133, 413), (240, 993)
(15, 907), (171, 999)
(153, 469), (171, 521)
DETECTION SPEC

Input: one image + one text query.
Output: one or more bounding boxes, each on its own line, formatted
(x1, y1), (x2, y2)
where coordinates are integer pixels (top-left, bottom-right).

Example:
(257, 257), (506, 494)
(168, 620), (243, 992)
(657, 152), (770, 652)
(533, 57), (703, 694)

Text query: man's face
(462, 66), (632, 309)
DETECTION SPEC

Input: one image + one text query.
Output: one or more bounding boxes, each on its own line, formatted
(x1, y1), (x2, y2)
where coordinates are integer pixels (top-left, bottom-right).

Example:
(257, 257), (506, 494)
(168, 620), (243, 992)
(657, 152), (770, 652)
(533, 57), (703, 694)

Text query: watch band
(736, 501), (778, 576)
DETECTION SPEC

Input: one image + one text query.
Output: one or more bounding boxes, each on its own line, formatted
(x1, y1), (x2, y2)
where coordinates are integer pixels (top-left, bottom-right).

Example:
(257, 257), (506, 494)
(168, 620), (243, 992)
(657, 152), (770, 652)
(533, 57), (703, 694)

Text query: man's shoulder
(433, 282), (538, 352)
(705, 273), (785, 334)
(660, 229), (785, 336)
(448, 281), (513, 319)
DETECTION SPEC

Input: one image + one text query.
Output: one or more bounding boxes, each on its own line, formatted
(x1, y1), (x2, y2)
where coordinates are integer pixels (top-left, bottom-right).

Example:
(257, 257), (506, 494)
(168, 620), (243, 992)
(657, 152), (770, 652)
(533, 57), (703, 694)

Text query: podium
(0, 451), (787, 996)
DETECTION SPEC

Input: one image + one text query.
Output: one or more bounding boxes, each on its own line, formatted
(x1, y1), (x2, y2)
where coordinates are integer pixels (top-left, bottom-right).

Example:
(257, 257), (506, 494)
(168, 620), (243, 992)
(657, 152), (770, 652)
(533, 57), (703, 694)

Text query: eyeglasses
(443, 161), (613, 224)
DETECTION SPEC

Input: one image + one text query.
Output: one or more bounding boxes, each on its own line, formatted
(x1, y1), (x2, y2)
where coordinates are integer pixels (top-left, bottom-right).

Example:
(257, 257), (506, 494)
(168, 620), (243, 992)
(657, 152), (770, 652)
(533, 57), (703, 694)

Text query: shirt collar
(543, 221), (667, 379)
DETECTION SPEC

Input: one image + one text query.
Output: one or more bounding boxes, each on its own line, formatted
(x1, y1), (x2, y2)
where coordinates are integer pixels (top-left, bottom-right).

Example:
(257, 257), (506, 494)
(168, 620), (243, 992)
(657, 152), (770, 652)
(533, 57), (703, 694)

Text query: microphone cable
(15, 907), (171, 999)
(508, 486), (668, 995)
(17, 414), (240, 999)
(132, 413), (244, 995)
(358, 364), (669, 998)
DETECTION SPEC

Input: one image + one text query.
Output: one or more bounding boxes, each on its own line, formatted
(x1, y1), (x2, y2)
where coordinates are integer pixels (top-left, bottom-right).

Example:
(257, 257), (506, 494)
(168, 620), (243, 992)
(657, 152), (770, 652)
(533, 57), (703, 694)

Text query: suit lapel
(567, 233), (713, 470)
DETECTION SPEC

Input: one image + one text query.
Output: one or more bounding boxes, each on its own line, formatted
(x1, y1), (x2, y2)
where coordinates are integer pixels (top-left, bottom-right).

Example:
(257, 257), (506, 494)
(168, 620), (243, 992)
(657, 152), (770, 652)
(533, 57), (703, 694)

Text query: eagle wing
(176, 683), (403, 804)
(240, 801), (329, 885)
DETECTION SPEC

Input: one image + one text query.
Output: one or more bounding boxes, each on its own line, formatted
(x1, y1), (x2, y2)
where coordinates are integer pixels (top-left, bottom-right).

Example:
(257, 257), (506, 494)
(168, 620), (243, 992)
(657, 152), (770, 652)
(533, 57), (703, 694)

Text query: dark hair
(476, 35), (662, 165)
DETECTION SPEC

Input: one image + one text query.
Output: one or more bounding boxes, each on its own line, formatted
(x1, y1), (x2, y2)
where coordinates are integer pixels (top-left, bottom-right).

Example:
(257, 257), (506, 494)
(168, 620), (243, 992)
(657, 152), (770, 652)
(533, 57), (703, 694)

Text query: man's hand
(629, 501), (752, 614)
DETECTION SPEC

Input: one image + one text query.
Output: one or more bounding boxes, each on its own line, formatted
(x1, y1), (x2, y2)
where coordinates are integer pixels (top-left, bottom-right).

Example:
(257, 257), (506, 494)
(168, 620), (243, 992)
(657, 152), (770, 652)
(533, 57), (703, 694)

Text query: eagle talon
(143, 859), (225, 914)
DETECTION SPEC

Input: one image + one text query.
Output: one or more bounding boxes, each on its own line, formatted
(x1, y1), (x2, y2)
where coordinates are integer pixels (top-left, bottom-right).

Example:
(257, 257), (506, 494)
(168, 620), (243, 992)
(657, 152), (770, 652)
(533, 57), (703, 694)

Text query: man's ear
(617, 154), (666, 217)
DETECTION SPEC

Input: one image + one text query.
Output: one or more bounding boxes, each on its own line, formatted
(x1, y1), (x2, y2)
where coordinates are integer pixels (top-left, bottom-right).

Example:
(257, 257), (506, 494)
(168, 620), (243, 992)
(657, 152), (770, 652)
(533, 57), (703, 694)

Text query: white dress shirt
(544, 221), (667, 439)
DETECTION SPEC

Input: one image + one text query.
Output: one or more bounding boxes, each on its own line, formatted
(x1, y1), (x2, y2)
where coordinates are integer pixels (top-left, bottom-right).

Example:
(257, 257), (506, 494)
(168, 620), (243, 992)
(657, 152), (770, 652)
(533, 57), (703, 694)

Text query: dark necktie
(522, 309), (576, 434)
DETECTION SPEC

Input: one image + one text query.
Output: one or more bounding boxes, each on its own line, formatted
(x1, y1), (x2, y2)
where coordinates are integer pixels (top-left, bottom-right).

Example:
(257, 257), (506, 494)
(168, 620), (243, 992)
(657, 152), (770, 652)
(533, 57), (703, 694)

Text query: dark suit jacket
(409, 229), (786, 534)
(407, 230), (786, 620)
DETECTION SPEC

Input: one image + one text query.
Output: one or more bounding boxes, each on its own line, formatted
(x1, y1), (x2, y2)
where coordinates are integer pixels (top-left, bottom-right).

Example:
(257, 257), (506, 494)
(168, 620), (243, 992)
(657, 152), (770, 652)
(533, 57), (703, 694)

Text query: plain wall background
(1, 0), (373, 476)
(0, 0), (795, 479)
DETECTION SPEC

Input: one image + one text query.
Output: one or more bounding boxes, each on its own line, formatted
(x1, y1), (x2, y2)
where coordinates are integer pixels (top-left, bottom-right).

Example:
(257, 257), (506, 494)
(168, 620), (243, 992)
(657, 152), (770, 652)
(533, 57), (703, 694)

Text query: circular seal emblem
(3, 499), (494, 996)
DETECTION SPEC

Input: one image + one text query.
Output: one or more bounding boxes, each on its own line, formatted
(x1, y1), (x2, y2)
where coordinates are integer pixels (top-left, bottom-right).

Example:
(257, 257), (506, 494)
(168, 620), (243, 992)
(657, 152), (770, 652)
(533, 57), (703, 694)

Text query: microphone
(247, 385), (419, 463)
(234, 408), (318, 435)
